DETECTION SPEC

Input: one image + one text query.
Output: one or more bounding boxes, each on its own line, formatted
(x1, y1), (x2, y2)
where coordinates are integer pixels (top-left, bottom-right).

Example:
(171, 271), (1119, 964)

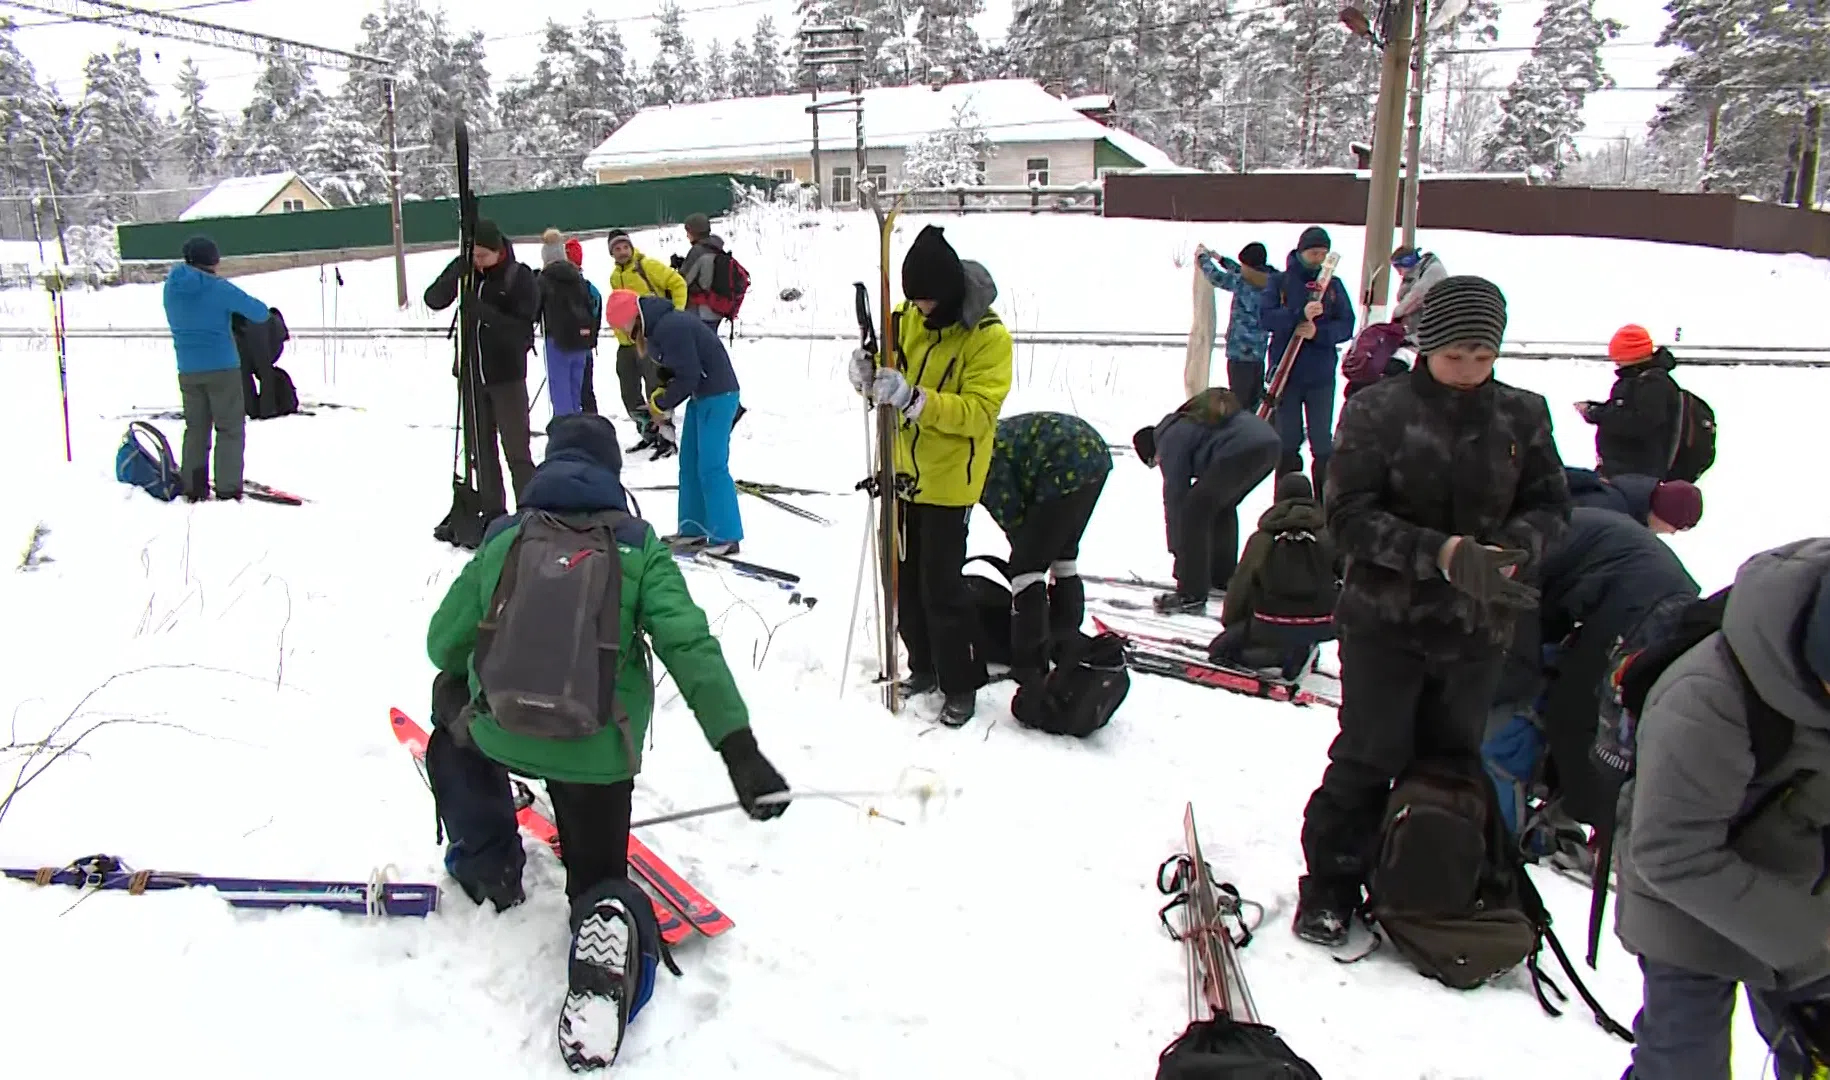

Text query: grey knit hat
(539, 227), (567, 266)
(1415, 275), (1508, 355)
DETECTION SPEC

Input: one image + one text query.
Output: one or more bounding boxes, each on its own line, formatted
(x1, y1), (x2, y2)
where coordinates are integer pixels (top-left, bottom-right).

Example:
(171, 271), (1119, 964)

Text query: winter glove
(870, 368), (924, 419)
(717, 728), (789, 821)
(1439, 537), (1540, 611)
(655, 413), (678, 447)
(847, 348), (875, 394)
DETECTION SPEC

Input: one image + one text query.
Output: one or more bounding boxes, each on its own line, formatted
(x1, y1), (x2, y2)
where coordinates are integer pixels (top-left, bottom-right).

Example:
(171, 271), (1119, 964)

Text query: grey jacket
(1391, 252), (1446, 331)
(1615, 537), (1830, 990)
(681, 233), (725, 322)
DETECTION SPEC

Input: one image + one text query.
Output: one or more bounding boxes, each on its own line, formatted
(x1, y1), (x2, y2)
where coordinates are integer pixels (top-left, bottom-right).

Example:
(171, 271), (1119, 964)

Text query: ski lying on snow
(389, 709), (730, 944)
(243, 481), (304, 505)
(4, 855), (438, 917)
(1085, 597), (1226, 640)
(1079, 572), (1179, 593)
(1094, 618), (1339, 707)
(665, 541), (803, 587)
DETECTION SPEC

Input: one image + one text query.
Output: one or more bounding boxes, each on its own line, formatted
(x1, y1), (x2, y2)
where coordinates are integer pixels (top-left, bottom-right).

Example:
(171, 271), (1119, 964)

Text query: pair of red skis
(389, 709), (732, 947)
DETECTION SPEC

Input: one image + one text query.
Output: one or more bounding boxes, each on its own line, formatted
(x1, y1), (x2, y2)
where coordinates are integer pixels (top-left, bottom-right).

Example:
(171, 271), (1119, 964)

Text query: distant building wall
(1102, 172), (1830, 260)
(267, 176), (329, 214)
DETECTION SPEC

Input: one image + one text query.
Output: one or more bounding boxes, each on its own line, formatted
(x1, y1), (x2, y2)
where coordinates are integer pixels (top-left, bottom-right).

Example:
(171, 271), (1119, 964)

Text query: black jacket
(1565, 466), (1658, 526)
(232, 306), (287, 377)
(1326, 361), (1571, 650)
(424, 248), (540, 386)
(1585, 348), (1682, 478)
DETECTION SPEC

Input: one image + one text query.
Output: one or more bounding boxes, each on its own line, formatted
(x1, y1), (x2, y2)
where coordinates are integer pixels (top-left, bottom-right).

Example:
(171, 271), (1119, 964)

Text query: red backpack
(703, 250), (750, 321)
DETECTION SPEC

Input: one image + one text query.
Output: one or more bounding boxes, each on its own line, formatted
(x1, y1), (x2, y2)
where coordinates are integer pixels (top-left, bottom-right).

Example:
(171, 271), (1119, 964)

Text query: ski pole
(632, 775), (955, 830)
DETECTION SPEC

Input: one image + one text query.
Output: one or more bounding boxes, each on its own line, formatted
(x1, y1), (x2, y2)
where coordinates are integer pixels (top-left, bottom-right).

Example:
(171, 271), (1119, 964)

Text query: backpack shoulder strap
(1724, 647), (1795, 778)
(632, 260), (660, 296)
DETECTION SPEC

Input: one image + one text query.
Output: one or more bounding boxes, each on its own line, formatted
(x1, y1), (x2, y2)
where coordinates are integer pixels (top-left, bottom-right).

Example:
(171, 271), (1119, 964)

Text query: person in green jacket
(423, 411), (790, 1072)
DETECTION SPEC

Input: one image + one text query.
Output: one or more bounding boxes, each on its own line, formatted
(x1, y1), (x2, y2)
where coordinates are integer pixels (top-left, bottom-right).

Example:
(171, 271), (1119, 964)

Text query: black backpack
(1155, 1015), (1322, 1080)
(541, 271), (600, 352)
(1256, 526), (1337, 620)
(1011, 631), (1130, 738)
(1666, 387), (1717, 484)
(474, 510), (634, 752)
(1363, 756), (1632, 1040)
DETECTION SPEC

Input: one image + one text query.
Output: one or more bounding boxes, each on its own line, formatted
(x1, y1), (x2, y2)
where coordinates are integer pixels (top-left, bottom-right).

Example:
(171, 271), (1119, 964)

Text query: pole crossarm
(0, 0), (393, 76)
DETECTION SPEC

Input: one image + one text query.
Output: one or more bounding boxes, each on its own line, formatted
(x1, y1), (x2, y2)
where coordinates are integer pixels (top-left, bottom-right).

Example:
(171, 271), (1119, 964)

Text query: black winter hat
(901, 225), (966, 306)
(473, 218), (506, 252)
(606, 228), (631, 247)
(1297, 226), (1332, 252)
(1131, 425), (1158, 466)
(1416, 275), (1509, 356)
(1238, 243), (1268, 271)
(1274, 472), (1313, 502)
(182, 235), (220, 268)
(545, 412), (623, 474)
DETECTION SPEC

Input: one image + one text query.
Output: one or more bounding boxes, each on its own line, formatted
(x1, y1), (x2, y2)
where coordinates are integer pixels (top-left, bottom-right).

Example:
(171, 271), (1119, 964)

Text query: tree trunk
(1700, 99), (1720, 190)
(1781, 128), (1801, 205)
(1796, 103), (1823, 210)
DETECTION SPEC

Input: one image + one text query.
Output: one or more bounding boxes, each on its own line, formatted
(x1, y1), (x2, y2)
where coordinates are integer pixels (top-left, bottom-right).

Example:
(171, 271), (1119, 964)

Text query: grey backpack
(474, 509), (632, 747)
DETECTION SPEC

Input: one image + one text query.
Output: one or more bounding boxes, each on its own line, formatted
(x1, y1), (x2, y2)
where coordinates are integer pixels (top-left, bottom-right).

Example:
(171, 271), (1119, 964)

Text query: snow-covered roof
(585, 79), (1119, 172)
(179, 171), (323, 222)
(1064, 93), (1115, 112)
(1101, 126), (1179, 171)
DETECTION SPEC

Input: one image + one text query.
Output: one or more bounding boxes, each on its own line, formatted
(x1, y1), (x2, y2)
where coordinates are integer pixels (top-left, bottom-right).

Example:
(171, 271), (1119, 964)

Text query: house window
(866, 164), (888, 191)
(832, 166), (853, 205)
(973, 160), (987, 184)
(772, 168), (794, 182)
(1026, 157), (1050, 186)
(281, 198), (305, 212)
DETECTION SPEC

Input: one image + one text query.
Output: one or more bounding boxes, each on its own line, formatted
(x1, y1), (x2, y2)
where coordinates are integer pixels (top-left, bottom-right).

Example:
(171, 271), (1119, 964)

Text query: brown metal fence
(1102, 173), (1830, 260)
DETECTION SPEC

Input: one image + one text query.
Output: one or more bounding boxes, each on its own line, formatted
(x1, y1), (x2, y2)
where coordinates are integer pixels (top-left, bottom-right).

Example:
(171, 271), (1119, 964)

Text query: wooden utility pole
(1, 0), (406, 306)
(798, 20), (866, 210)
(1354, 0), (1417, 323)
(1400, 0), (1430, 251)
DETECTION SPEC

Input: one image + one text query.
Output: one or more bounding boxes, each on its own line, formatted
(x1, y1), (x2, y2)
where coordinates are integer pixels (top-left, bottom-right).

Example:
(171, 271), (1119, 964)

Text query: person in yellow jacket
(606, 228), (687, 454)
(848, 224), (1013, 726)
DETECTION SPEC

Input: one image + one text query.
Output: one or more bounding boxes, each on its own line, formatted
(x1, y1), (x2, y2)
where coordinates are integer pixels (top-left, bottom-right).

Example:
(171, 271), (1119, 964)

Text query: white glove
(655, 414), (678, 446)
(871, 368), (923, 419)
(847, 348), (874, 394)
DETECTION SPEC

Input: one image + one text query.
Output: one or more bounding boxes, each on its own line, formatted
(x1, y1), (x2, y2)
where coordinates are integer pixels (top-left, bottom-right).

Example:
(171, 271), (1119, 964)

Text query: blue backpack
(114, 421), (183, 501)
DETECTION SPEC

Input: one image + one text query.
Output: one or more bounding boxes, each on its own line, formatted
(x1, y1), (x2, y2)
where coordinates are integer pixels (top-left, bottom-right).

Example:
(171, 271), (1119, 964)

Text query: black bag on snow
(474, 509), (634, 747)
(1154, 1016), (1322, 1080)
(1666, 386), (1716, 484)
(1011, 631), (1130, 738)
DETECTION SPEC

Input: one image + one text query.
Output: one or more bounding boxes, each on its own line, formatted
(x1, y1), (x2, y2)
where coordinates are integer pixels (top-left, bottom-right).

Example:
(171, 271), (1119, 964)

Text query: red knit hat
(1609, 324), (1656, 363)
(603, 289), (642, 334)
(1649, 480), (1703, 531)
(564, 237), (584, 267)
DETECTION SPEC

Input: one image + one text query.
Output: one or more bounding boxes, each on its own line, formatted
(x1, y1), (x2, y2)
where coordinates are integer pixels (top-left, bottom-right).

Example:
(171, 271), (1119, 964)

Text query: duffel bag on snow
(1154, 1015), (1322, 1080)
(1011, 630), (1129, 738)
(114, 421), (183, 501)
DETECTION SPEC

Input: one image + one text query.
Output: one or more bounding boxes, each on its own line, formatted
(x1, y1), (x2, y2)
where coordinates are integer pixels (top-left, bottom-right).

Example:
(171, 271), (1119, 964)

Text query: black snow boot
(896, 671), (940, 698)
(454, 861), (526, 914)
(558, 881), (643, 1073)
(1292, 875), (1359, 947)
(938, 691), (976, 727)
(1153, 591), (1207, 616)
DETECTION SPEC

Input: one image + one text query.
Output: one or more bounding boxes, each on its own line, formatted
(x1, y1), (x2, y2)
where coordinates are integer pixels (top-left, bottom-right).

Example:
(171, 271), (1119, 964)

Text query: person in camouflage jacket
(1291, 275), (1572, 949)
(979, 412), (1113, 686)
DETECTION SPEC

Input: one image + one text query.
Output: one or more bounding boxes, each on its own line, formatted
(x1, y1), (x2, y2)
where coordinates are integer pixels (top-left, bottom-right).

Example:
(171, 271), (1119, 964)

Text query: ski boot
(701, 541), (740, 557)
(938, 691), (976, 727)
(1153, 591), (1207, 616)
(558, 884), (643, 1072)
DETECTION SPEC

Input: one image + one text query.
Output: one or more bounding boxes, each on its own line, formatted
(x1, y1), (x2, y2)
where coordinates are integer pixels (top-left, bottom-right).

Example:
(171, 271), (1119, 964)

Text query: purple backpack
(1343, 321), (1409, 385)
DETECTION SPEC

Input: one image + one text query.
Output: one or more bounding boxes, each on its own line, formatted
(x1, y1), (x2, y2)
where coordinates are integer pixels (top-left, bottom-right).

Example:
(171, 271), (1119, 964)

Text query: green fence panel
(118, 174), (773, 261)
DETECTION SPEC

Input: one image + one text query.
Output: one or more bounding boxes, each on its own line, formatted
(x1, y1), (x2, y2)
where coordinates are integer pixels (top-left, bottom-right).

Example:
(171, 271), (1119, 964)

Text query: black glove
(717, 728), (789, 821)
(1443, 539), (1540, 611)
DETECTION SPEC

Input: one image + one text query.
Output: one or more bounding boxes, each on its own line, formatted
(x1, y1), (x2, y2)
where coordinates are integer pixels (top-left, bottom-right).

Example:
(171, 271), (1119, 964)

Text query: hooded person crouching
(1208, 471), (1339, 680)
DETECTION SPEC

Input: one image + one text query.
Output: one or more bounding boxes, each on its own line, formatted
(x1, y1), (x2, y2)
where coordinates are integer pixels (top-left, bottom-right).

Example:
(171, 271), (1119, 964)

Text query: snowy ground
(1, 205), (1822, 1078)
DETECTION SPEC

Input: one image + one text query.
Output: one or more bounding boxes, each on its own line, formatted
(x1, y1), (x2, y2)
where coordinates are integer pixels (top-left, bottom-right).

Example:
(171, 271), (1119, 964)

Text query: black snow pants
(425, 671), (632, 906)
(1299, 630), (1504, 898)
(1171, 442), (1279, 600)
(1005, 475), (1107, 680)
(898, 502), (983, 695)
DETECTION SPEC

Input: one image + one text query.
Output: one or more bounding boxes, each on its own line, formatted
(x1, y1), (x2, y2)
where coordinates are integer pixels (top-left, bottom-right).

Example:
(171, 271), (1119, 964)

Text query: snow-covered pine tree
(0, 18), (67, 234)
(170, 59), (221, 182)
(1482, 0), (1621, 178)
(914, 0), (988, 82)
(705, 40), (731, 100)
(749, 16), (790, 96)
(903, 100), (991, 185)
(727, 38), (756, 98)
(68, 44), (162, 224)
(1435, 54), (1500, 172)
(300, 97), (390, 205)
(221, 45), (325, 179)
(497, 15), (639, 188)
(646, 1), (704, 106)
(347, 0), (493, 197)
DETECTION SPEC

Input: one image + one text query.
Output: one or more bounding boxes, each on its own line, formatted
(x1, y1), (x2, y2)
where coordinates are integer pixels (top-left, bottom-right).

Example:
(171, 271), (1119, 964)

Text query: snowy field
(1, 204), (1824, 1078)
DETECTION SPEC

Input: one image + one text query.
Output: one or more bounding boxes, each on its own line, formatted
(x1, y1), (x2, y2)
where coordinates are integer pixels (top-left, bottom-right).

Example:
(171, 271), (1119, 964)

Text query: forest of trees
(0, 0), (1819, 244)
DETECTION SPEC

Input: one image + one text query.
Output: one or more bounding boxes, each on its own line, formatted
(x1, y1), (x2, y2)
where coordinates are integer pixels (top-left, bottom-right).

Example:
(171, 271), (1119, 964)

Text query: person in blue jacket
(1260, 226), (1356, 498)
(603, 288), (744, 554)
(1195, 241), (1277, 412)
(162, 235), (271, 501)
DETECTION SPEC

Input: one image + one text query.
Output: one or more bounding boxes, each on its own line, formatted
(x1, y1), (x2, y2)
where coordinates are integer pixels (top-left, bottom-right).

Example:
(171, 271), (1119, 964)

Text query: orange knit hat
(1609, 324), (1656, 363)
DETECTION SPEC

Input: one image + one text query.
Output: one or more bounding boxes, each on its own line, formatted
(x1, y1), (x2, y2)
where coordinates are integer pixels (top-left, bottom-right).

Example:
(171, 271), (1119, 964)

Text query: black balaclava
(901, 225), (968, 330)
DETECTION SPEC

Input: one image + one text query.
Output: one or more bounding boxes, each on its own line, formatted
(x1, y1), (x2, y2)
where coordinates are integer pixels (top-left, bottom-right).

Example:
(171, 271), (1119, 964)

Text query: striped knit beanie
(1415, 274), (1508, 355)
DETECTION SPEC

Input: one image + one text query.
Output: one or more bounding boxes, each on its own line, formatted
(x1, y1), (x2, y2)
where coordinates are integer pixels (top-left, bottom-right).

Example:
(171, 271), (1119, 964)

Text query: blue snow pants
(677, 390), (743, 544)
(1626, 958), (1830, 1080)
(545, 342), (590, 417)
(1275, 377), (1335, 467)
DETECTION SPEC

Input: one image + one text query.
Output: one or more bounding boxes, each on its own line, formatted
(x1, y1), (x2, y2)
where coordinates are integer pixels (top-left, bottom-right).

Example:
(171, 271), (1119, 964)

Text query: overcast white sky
(6, 0), (1675, 147)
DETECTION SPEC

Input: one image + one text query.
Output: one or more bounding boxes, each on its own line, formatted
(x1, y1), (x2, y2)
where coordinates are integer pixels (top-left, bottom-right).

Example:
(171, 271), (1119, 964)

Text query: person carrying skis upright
(423, 411), (790, 1073)
(607, 229), (687, 457)
(162, 234), (272, 501)
(603, 288), (744, 555)
(424, 218), (541, 522)
(1260, 226), (1356, 496)
(1194, 241), (1277, 412)
(1292, 275), (1571, 947)
(1133, 387), (1281, 615)
(1611, 538), (1830, 1080)
(1577, 325), (1684, 479)
(847, 225), (1013, 727)
(1207, 471), (1338, 681)
(1565, 466), (1703, 534)
(978, 411), (1113, 689)
(536, 228), (600, 417)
